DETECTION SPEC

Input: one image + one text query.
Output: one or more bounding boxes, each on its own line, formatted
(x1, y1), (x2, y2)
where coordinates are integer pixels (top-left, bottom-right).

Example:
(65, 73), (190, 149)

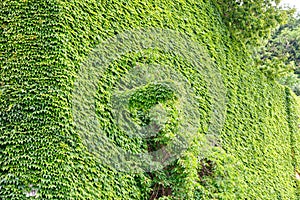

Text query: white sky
(280, 0), (300, 12)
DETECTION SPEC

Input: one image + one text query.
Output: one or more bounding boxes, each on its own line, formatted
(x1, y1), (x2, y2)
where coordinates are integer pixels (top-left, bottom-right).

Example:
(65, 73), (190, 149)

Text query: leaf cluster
(1, 0), (300, 199)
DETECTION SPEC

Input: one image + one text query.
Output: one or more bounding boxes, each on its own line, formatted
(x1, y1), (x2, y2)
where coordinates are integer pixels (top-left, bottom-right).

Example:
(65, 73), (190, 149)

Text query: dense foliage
(214, 0), (293, 45)
(0, 0), (300, 199)
(256, 15), (300, 95)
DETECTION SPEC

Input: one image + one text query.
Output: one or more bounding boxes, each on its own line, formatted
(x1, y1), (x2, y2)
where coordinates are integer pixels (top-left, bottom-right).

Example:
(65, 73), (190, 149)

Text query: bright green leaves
(128, 82), (178, 145)
(254, 16), (300, 94)
(1, 0), (300, 199)
(128, 82), (176, 112)
(214, 0), (294, 46)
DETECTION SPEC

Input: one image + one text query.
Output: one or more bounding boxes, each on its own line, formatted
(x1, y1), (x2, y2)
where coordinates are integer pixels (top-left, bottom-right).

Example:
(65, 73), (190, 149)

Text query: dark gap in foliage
(198, 158), (215, 185)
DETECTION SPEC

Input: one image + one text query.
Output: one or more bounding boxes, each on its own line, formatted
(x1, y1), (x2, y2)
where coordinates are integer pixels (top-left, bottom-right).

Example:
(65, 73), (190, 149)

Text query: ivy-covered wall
(0, 0), (299, 199)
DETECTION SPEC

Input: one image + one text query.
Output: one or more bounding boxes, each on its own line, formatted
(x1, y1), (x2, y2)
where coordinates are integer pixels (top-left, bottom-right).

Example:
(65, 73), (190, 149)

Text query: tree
(214, 0), (294, 46)
(256, 14), (300, 95)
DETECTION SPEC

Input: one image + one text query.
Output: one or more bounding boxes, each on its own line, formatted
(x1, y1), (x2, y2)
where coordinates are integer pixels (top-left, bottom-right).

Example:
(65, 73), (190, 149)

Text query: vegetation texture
(256, 15), (300, 95)
(214, 0), (292, 45)
(0, 0), (300, 199)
